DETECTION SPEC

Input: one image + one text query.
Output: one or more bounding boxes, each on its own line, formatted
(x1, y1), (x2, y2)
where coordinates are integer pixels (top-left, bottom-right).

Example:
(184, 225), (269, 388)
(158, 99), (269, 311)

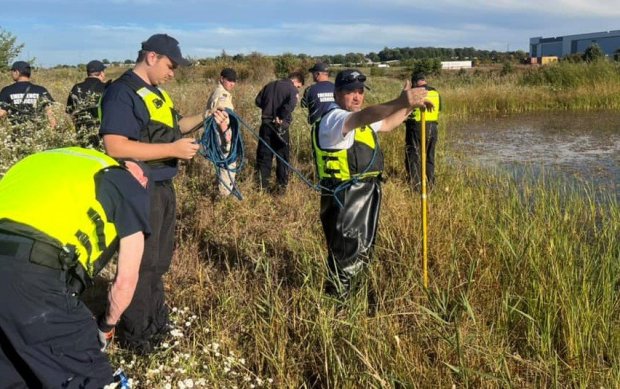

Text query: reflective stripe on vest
(0, 147), (119, 277)
(412, 89), (440, 122)
(312, 122), (383, 182)
(135, 87), (176, 128)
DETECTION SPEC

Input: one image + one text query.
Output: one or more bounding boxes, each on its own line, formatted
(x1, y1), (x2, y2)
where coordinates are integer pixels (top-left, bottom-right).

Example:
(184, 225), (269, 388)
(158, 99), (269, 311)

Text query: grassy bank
(0, 61), (618, 387)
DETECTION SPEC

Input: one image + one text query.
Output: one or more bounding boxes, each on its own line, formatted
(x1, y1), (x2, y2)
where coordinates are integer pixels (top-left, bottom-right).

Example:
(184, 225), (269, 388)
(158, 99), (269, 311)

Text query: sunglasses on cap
(343, 73), (367, 83)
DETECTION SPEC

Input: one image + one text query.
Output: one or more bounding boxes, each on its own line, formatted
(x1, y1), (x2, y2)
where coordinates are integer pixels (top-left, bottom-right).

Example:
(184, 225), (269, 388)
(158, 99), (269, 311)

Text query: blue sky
(1, 0), (618, 67)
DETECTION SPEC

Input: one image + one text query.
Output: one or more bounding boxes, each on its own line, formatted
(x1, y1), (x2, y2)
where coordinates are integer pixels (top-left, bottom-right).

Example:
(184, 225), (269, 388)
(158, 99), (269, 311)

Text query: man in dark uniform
(404, 72), (441, 190)
(0, 61), (56, 127)
(313, 69), (430, 298)
(99, 33), (230, 354)
(0, 147), (150, 388)
(66, 60), (110, 148)
(301, 62), (334, 125)
(254, 71), (304, 192)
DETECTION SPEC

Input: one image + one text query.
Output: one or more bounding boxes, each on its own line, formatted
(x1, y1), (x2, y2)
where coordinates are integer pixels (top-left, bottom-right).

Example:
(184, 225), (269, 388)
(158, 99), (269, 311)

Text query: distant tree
(0, 27), (24, 70)
(367, 52), (380, 63)
(514, 50), (528, 63)
(273, 53), (301, 78)
(344, 52), (365, 66)
(102, 58), (110, 64)
(317, 55), (331, 65)
(411, 58), (442, 76)
(124, 59), (133, 64)
(332, 54), (345, 65)
(583, 43), (605, 62)
(218, 49), (229, 60)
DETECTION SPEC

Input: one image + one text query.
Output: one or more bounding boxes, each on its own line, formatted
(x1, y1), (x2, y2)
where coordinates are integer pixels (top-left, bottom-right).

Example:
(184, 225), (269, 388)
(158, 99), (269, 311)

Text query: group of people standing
(0, 32), (441, 387)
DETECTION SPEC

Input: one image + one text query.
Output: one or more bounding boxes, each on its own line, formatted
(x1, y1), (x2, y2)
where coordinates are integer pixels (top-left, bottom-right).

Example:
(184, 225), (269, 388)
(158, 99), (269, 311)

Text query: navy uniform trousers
(405, 119), (438, 190)
(116, 180), (175, 352)
(0, 232), (113, 388)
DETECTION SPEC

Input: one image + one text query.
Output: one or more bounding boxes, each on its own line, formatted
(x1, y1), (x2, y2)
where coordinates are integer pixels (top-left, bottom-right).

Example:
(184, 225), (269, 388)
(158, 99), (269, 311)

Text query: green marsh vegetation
(0, 60), (618, 387)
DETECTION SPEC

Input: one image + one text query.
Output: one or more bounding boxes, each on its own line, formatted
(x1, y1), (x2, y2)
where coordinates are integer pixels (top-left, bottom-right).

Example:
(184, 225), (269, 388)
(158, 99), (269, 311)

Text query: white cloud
(356, 0), (620, 17)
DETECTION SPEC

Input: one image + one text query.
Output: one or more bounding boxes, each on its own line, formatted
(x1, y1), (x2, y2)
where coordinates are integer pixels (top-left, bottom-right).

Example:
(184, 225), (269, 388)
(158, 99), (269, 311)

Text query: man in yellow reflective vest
(0, 147), (150, 387)
(405, 72), (441, 190)
(313, 69), (431, 298)
(99, 33), (230, 354)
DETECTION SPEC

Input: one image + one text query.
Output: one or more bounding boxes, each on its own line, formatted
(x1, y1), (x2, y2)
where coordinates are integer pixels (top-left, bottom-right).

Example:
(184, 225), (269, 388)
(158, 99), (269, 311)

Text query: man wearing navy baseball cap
(0, 61), (56, 127)
(312, 68), (432, 299)
(301, 62), (335, 124)
(140, 33), (190, 67)
(66, 60), (109, 147)
(99, 33), (230, 354)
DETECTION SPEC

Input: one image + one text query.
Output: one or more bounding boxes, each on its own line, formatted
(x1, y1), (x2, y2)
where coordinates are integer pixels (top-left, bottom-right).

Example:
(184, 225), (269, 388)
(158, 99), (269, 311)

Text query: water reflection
(446, 111), (620, 201)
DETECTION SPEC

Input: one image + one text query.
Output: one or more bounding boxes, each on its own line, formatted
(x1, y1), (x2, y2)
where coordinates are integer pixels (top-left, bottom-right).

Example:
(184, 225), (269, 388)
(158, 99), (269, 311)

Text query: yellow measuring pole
(421, 111), (429, 288)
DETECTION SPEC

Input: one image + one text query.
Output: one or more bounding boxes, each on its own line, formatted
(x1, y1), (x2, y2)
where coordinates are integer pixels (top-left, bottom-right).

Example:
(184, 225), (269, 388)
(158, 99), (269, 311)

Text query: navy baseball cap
(86, 60), (106, 73)
(11, 61), (31, 73)
(220, 68), (237, 81)
(141, 34), (190, 66)
(335, 69), (369, 91)
(412, 72), (426, 83)
(308, 62), (329, 73)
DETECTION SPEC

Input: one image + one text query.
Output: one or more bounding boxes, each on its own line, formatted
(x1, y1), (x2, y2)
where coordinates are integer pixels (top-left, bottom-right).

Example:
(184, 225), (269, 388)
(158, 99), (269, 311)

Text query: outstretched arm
(342, 81), (429, 135)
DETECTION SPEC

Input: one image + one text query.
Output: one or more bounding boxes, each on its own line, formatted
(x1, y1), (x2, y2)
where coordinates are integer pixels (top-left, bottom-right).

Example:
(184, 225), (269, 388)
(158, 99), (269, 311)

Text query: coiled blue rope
(199, 108), (244, 199)
(198, 109), (380, 208)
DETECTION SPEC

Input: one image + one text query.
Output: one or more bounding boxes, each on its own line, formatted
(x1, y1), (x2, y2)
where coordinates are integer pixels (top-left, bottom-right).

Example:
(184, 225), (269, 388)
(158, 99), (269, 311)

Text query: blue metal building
(530, 30), (620, 58)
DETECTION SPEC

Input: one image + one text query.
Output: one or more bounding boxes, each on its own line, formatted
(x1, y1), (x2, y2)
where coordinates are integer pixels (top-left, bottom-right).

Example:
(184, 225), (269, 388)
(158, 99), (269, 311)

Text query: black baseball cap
(220, 68), (237, 82)
(308, 62), (329, 73)
(11, 61), (31, 73)
(334, 69), (369, 91)
(141, 34), (190, 66)
(86, 60), (106, 73)
(412, 72), (426, 83)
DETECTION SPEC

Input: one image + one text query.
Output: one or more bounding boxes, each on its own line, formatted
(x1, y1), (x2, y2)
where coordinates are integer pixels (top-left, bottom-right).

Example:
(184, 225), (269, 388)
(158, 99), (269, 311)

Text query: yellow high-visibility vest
(412, 88), (440, 122)
(312, 120), (384, 182)
(0, 147), (120, 277)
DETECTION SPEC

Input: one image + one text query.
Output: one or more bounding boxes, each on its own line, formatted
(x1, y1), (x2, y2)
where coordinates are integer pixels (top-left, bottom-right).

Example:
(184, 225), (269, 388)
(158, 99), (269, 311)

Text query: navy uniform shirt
(99, 71), (182, 182)
(301, 80), (335, 124)
(255, 79), (298, 126)
(95, 167), (151, 239)
(0, 81), (54, 123)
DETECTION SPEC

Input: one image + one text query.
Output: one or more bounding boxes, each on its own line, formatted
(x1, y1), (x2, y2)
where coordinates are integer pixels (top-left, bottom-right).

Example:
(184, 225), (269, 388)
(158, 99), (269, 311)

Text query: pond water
(446, 111), (620, 201)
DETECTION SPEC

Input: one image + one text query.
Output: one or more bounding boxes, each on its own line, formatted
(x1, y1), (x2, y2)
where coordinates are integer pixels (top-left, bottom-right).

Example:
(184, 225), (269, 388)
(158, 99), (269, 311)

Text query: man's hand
(171, 137), (200, 160)
(423, 100), (435, 111)
(212, 109), (230, 133)
(97, 315), (115, 352)
(400, 80), (429, 109)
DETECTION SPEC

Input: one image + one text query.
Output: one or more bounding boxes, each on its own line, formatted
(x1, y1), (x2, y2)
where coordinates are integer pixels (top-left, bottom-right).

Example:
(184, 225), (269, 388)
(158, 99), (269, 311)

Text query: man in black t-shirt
(0, 61), (56, 127)
(301, 63), (335, 125)
(66, 60), (109, 148)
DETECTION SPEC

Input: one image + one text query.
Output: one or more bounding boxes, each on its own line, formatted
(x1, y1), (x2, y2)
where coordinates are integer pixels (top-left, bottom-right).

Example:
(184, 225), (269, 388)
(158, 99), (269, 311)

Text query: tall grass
(0, 62), (618, 387)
